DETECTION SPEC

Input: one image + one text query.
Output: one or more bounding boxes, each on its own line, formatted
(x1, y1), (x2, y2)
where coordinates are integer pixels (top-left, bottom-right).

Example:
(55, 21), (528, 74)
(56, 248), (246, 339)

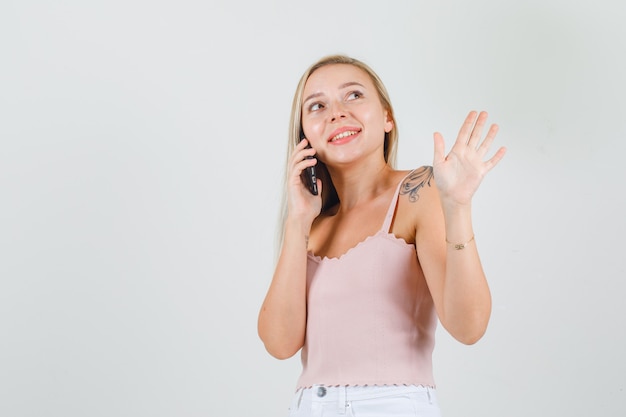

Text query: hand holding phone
(299, 130), (318, 196)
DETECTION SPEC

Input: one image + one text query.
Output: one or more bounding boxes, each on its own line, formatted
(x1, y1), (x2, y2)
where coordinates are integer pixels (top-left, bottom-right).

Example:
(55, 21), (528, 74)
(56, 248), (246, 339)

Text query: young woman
(258, 54), (506, 417)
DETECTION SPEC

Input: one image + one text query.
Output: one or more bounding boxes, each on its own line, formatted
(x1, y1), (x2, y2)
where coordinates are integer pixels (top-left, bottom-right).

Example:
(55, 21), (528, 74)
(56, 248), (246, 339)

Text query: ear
(384, 110), (394, 133)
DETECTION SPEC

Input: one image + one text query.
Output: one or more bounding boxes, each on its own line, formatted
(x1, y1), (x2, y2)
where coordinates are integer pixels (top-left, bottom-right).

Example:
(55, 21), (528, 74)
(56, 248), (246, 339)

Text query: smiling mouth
(329, 130), (360, 142)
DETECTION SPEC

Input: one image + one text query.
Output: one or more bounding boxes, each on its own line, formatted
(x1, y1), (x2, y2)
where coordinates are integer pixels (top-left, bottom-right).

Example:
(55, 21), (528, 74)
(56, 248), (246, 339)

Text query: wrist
(441, 200), (472, 221)
(284, 216), (313, 238)
(446, 234), (475, 250)
(441, 203), (474, 245)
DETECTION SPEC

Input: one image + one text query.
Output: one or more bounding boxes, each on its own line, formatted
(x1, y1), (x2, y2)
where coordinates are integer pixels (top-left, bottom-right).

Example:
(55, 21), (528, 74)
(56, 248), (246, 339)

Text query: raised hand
(433, 111), (506, 207)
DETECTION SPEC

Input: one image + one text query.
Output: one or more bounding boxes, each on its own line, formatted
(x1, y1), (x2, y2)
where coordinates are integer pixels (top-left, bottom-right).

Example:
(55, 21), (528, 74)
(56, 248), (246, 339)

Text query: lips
(328, 127), (361, 143)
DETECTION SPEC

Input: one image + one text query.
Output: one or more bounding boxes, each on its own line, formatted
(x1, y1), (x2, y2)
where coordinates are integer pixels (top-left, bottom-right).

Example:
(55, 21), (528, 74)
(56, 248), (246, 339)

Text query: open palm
(433, 111), (506, 206)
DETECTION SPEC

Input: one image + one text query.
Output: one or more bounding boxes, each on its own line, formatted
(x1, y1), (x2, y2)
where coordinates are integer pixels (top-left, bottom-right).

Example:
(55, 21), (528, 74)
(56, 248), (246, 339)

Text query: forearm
(440, 204), (492, 344)
(257, 217), (310, 359)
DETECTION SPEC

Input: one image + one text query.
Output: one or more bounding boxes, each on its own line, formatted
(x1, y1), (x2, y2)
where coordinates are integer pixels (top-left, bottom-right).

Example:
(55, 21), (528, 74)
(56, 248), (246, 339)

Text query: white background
(1, 1), (625, 416)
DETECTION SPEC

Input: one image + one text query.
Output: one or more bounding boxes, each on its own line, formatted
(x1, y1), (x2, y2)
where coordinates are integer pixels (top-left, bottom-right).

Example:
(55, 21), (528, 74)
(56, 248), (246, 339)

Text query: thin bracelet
(446, 235), (475, 250)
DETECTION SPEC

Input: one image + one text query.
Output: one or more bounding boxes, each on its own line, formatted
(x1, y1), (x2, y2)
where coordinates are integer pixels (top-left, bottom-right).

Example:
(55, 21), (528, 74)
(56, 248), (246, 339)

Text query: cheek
(362, 109), (389, 134)
(302, 119), (326, 145)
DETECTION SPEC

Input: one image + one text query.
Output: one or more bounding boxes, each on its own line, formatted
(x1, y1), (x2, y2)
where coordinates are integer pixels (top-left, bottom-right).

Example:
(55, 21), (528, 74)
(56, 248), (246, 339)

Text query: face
(301, 64), (393, 166)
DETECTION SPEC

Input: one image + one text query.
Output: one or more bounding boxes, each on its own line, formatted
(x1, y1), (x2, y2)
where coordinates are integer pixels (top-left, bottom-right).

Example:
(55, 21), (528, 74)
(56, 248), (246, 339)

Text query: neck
(327, 160), (395, 212)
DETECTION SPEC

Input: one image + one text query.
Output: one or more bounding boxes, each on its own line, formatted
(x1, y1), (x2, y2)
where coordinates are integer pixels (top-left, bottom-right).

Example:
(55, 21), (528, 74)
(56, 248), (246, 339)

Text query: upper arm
(414, 182), (447, 314)
(399, 167), (447, 317)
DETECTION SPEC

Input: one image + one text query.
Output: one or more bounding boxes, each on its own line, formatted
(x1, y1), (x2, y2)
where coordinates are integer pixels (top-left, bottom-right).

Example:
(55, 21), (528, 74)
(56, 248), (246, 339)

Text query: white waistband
(297, 384), (435, 402)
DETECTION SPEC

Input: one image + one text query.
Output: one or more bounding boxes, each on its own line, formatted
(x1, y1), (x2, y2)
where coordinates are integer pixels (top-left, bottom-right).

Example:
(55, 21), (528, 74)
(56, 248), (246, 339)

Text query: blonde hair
(276, 55), (399, 252)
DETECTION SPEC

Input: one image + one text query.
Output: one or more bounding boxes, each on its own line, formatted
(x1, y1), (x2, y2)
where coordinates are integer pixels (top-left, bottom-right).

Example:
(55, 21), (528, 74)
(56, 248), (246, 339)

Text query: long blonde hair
(276, 55), (399, 252)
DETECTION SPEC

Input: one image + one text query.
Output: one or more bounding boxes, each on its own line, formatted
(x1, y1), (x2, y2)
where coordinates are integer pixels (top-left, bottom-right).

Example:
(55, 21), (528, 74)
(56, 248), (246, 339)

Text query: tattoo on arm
(400, 166), (434, 202)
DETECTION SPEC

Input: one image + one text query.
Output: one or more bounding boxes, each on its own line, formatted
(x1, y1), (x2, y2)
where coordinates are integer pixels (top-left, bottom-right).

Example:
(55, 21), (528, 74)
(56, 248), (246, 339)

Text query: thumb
(433, 132), (446, 164)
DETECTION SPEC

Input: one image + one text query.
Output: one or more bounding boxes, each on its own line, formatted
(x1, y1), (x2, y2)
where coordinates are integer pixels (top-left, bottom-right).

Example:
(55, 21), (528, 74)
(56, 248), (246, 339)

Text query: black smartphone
(299, 129), (318, 195)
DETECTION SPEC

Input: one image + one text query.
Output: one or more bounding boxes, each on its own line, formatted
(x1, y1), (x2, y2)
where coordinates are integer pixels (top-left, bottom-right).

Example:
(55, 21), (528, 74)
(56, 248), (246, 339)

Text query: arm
(416, 185), (491, 345)
(417, 111), (506, 344)
(257, 139), (321, 359)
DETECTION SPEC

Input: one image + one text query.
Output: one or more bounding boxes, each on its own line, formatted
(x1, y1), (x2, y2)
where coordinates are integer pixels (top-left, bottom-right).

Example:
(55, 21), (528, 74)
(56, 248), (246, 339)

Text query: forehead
(303, 64), (374, 95)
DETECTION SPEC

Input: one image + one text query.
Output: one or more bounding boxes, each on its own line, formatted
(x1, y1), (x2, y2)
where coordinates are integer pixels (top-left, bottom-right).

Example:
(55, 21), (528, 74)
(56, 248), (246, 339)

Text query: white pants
(288, 385), (442, 417)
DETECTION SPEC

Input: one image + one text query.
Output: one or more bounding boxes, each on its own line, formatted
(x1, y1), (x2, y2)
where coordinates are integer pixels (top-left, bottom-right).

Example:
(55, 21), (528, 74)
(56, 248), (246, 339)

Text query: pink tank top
(296, 171), (437, 389)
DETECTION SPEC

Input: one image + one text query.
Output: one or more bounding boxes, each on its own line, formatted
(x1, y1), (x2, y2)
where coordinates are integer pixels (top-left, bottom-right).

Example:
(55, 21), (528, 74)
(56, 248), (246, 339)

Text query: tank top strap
(381, 169), (417, 233)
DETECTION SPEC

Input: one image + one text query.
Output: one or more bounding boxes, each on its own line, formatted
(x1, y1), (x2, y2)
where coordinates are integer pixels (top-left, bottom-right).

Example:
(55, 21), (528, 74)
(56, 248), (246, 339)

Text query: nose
(329, 101), (347, 123)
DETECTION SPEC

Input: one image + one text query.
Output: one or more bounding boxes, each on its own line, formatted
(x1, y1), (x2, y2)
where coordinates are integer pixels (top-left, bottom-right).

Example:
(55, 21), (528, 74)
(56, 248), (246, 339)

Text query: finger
(433, 132), (446, 164)
(295, 156), (318, 175)
(467, 111), (489, 149)
(455, 110), (478, 145)
(484, 146), (507, 172)
(477, 123), (499, 155)
(289, 158), (318, 190)
(291, 156), (317, 181)
(296, 137), (310, 150)
(291, 139), (309, 165)
(290, 143), (316, 166)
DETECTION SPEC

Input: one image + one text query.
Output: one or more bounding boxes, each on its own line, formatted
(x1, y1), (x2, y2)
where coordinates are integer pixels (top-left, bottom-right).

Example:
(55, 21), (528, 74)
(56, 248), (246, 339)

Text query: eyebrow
(303, 81), (366, 104)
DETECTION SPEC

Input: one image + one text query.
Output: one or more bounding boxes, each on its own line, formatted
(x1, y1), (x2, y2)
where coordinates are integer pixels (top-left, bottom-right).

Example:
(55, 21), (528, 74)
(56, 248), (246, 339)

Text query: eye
(308, 102), (324, 112)
(346, 90), (363, 101)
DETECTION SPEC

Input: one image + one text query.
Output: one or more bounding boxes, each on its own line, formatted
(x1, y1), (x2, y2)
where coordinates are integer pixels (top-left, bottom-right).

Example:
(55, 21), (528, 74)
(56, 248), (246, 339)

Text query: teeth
(330, 131), (358, 142)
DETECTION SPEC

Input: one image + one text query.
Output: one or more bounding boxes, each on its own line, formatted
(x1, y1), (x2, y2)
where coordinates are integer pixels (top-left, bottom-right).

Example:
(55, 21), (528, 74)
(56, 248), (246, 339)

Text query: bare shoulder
(392, 166), (442, 242)
(399, 166), (436, 202)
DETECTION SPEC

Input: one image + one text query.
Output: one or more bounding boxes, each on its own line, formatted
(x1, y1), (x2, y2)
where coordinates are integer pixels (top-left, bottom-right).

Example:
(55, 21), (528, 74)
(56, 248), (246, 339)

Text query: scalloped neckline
(307, 169), (419, 263)
(307, 230), (414, 263)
